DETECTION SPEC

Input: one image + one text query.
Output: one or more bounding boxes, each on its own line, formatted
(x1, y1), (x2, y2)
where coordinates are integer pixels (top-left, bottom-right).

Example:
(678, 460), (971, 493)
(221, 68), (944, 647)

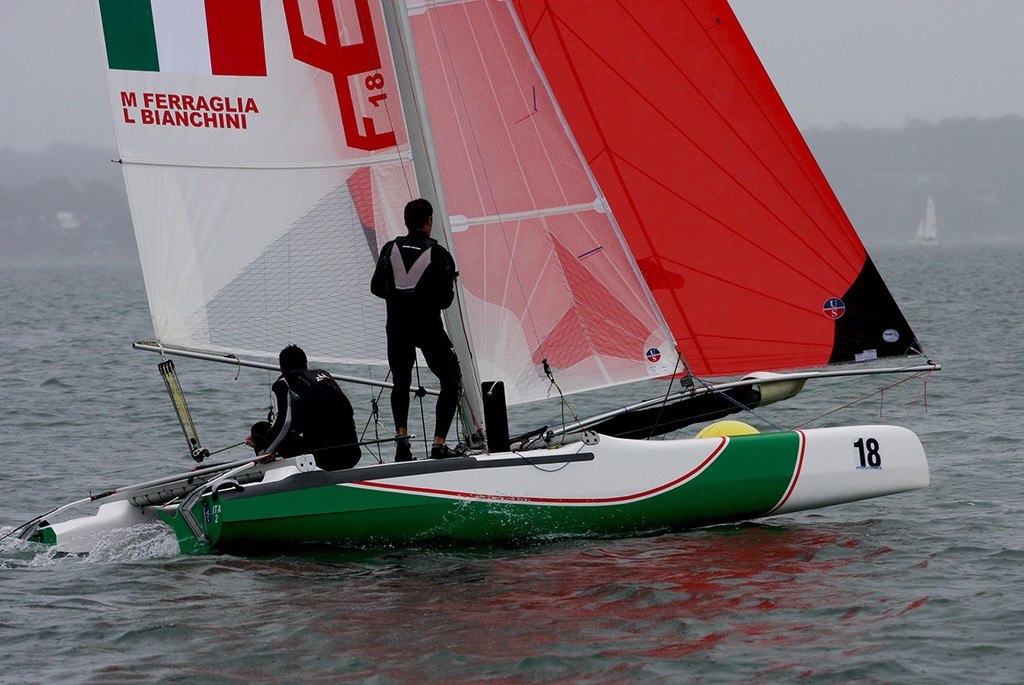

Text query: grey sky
(1, 0), (1023, 151)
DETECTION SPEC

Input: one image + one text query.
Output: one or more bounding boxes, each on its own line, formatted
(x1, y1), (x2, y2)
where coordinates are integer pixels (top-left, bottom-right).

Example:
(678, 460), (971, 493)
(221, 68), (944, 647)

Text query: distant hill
(805, 115), (1024, 245)
(0, 143), (134, 261)
(0, 143), (123, 189)
(1, 116), (1021, 262)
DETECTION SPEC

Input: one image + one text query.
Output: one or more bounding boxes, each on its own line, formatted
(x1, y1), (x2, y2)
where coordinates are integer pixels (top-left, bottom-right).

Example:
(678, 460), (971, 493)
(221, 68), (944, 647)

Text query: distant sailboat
(913, 196), (940, 245)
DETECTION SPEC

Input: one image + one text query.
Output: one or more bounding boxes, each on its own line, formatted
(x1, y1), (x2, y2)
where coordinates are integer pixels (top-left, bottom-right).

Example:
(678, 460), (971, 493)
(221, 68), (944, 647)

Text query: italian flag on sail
(99, 0), (267, 76)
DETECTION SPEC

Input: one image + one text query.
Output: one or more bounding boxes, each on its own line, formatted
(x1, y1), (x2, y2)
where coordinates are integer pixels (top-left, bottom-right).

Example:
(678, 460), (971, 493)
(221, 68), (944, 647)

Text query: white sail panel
(149, 0), (213, 75)
(99, 0), (414, 363)
(409, 0), (674, 404)
(458, 214), (675, 404)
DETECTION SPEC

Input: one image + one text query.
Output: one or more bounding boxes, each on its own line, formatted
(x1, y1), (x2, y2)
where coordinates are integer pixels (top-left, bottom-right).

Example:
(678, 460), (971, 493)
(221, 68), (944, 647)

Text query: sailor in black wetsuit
(246, 345), (361, 471)
(371, 198), (463, 461)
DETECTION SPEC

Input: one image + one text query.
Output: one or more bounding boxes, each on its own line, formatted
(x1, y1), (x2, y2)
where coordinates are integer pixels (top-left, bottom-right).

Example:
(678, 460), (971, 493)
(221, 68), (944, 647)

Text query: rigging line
(375, 62), (417, 200)
(360, 372), (392, 464)
(512, 441), (585, 473)
(453, 379), (468, 448)
(369, 393), (383, 464)
(345, 91), (400, 454)
(428, 0), (550, 354)
(295, 434), (417, 454)
(339, 64), (409, 458)
(542, 358), (583, 437)
(205, 441), (249, 457)
(413, 356), (430, 453)
(258, 204), (274, 410)
(641, 352), (686, 439)
(697, 376), (784, 432)
(791, 372), (928, 430)
(900, 366), (934, 426)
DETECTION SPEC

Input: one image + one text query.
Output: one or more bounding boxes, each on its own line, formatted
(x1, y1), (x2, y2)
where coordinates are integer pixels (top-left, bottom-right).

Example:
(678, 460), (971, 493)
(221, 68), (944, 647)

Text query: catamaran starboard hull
(74, 426), (930, 554)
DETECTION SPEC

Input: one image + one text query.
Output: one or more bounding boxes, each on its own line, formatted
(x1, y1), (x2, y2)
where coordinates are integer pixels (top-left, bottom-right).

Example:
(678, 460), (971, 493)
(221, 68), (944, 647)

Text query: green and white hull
(36, 426), (927, 554)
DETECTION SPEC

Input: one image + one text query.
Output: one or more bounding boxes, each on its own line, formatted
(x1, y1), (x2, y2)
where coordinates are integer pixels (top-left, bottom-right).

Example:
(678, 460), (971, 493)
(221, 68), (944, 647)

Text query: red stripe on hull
(351, 438), (728, 504)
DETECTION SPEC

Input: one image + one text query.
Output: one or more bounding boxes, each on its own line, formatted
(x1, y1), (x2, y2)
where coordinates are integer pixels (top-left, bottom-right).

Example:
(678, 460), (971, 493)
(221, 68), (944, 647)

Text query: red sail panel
(205, 0), (267, 77)
(408, 1), (675, 404)
(510, 0), (918, 376)
(535, 238), (656, 366)
(410, 3), (596, 217)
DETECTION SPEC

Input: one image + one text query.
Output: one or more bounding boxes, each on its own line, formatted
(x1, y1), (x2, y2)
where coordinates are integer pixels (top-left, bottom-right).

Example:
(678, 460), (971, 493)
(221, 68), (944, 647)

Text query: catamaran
(11, 0), (937, 554)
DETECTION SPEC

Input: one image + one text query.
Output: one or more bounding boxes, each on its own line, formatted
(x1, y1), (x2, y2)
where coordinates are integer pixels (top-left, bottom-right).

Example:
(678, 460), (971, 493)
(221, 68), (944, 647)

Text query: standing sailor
(371, 198), (463, 461)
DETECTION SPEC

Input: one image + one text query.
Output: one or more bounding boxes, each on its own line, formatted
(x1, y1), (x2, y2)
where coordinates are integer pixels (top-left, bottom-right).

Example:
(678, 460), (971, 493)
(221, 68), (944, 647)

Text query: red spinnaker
(511, 0), (919, 376)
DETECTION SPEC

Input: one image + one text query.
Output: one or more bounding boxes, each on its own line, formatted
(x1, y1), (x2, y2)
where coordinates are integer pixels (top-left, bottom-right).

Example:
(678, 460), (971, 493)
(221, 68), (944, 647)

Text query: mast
(380, 0), (487, 446)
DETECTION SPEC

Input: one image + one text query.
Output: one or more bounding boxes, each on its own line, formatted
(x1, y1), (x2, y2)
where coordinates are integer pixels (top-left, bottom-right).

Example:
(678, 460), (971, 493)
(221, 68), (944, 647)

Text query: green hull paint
(28, 526), (57, 546)
(160, 433), (800, 554)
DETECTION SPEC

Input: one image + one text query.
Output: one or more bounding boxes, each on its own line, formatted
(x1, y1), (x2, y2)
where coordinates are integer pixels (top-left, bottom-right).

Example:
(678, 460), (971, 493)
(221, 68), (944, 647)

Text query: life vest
(389, 241), (433, 292)
(283, 368), (349, 431)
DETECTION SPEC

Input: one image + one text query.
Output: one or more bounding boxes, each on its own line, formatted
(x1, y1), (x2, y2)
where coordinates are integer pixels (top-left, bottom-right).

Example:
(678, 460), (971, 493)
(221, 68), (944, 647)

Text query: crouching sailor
(246, 345), (361, 470)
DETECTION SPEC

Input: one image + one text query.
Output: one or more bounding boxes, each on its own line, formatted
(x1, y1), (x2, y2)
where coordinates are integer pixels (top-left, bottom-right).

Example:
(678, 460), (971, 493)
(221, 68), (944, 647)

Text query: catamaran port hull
(165, 427), (926, 553)
(32, 427), (927, 555)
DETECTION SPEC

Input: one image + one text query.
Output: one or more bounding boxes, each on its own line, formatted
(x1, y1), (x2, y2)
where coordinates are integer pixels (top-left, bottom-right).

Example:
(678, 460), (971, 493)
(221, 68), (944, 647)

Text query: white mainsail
(103, 1), (414, 365)
(99, 0), (675, 415)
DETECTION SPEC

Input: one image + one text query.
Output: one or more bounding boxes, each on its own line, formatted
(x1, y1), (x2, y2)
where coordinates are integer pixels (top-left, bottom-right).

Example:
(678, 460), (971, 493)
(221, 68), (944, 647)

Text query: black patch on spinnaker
(829, 255), (923, 364)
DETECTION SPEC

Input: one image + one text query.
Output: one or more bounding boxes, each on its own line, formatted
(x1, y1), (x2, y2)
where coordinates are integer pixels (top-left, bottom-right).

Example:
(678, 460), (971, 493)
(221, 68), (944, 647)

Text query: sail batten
(117, 153), (411, 170)
(451, 201), (601, 229)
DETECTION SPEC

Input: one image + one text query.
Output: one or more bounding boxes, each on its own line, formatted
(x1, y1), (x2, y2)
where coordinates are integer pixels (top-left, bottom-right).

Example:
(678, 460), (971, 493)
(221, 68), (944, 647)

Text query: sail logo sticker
(645, 348), (662, 363)
(118, 91), (260, 130)
(882, 329), (900, 343)
(100, 1), (266, 132)
(822, 297), (846, 320)
(284, 0), (397, 152)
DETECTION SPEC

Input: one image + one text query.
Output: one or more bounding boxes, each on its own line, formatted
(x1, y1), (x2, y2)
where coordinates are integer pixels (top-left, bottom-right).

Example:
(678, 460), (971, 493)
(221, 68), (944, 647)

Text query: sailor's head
(279, 345), (308, 374)
(404, 198), (433, 234)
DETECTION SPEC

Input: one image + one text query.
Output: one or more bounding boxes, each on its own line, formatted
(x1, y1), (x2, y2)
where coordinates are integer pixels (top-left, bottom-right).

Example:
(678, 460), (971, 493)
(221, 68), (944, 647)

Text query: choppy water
(1, 245), (1022, 684)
